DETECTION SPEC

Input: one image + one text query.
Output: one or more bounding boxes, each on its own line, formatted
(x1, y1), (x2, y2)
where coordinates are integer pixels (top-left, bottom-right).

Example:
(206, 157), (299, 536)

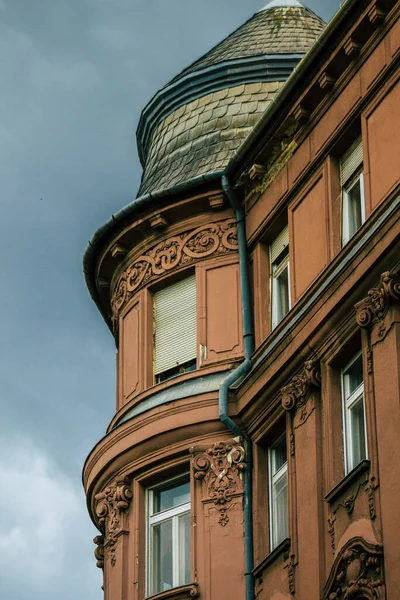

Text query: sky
(0, 1), (341, 598)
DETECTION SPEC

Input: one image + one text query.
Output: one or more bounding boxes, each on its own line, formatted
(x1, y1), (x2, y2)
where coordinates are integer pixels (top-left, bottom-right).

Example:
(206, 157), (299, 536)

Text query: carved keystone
(190, 439), (245, 526)
(355, 271), (400, 330)
(95, 477), (133, 566)
(281, 359), (321, 412)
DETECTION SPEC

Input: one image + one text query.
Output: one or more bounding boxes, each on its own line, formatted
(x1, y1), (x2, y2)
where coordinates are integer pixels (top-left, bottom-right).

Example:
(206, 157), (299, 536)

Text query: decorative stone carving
(366, 348), (373, 374)
(93, 535), (105, 569)
(355, 271), (400, 332)
(95, 477), (133, 566)
(281, 359), (321, 412)
(327, 515), (336, 552)
(324, 537), (385, 599)
(365, 477), (378, 520)
(190, 439), (245, 526)
(111, 218), (238, 324)
(284, 549), (296, 594)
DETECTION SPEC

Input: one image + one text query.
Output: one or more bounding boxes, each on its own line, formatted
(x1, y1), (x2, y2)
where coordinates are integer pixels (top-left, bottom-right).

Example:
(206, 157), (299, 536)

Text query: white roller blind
(270, 225), (289, 264)
(341, 137), (363, 186)
(154, 275), (197, 376)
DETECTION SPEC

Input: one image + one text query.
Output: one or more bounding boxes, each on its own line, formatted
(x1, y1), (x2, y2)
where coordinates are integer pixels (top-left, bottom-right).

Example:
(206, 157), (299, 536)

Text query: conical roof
(137, 3), (325, 196)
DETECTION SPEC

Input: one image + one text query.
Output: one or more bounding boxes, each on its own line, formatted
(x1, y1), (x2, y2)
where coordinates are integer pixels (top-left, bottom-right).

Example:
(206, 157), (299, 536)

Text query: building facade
(83, 1), (400, 599)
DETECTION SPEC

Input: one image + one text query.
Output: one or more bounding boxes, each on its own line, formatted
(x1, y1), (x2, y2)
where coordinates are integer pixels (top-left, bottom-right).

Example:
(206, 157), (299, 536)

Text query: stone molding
(324, 537), (384, 599)
(147, 583), (200, 600)
(111, 218), (238, 325)
(95, 477), (133, 566)
(355, 271), (400, 333)
(281, 359), (321, 412)
(93, 534), (105, 570)
(190, 438), (245, 526)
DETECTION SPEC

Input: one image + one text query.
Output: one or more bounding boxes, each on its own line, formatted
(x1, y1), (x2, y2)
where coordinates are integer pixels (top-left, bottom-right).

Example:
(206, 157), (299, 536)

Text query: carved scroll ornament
(93, 534), (105, 570)
(95, 477), (133, 566)
(111, 218), (238, 324)
(281, 359), (321, 412)
(190, 439), (245, 526)
(324, 537), (384, 599)
(355, 271), (400, 331)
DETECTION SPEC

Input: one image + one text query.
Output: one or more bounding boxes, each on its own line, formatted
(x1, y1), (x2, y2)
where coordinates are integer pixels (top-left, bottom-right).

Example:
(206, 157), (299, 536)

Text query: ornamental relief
(355, 271), (400, 340)
(323, 537), (385, 599)
(111, 218), (238, 325)
(190, 438), (245, 526)
(281, 358), (321, 413)
(94, 477), (133, 567)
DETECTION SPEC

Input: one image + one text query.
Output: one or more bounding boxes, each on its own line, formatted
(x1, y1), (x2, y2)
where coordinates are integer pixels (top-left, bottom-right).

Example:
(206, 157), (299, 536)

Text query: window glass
(341, 352), (367, 474)
(153, 479), (190, 514)
(269, 434), (288, 551)
(148, 476), (191, 596)
(340, 137), (365, 246)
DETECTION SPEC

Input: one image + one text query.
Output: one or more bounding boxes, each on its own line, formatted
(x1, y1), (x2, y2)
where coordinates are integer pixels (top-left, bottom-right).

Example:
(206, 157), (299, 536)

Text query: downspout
(220, 174), (255, 600)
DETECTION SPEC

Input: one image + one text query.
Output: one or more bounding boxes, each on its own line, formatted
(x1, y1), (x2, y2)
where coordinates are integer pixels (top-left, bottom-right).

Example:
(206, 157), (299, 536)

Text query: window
(268, 434), (288, 550)
(154, 275), (197, 383)
(270, 226), (290, 329)
(341, 137), (365, 246)
(147, 476), (191, 596)
(341, 352), (367, 474)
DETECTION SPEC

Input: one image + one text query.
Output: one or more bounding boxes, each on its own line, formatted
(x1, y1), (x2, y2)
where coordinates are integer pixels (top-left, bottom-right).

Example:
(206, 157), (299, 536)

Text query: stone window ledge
(253, 537), (291, 578)
(146, 583), (199, 600)
(325, 459), (370, 505)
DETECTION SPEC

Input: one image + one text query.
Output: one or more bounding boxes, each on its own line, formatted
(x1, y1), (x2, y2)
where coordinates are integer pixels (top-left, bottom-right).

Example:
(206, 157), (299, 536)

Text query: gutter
(220, 174), (255, 600)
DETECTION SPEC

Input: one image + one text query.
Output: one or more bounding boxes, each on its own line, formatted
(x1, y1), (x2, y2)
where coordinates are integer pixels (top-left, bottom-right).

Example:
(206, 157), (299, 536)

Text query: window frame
(146, 474), (191, 597)
(153, 274), (197, 384)
(342, 169), (366, 246)
(341, 351), (368, 475)
(268, 433), (289, 551)
(270, 227), (291, 330)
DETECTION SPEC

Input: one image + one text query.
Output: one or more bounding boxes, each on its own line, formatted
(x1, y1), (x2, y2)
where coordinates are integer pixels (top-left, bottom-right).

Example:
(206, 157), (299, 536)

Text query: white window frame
(146, 475), (191, 597)
(341, 351), (368, 475)
(341, 137), (365, 246)
(270, 227), (291, 330)
(342, 170), (366, 246)
(268, 434), (288, 551)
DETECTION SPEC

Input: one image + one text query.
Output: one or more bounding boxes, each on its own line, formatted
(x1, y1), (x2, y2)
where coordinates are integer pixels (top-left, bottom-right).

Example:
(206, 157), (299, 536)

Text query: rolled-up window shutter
(340, 137), (363, 186)
(154, 275), (196, 376)
(270, 225), (289, 264)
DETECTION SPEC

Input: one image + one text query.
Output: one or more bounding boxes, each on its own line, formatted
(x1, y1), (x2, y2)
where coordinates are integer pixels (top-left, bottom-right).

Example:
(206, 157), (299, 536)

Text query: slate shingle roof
(169, 7), (325, 85)
(139, 81), (285, 195)
(138, 6), (325, 196)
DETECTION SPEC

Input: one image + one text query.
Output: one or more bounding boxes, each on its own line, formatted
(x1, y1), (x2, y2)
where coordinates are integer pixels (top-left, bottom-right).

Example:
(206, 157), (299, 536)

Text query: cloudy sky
(0, 1), (341, 598)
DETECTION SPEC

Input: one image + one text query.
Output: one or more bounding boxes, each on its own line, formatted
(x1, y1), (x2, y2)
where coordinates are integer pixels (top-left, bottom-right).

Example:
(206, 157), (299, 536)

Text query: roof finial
(259, 0), (303, 12)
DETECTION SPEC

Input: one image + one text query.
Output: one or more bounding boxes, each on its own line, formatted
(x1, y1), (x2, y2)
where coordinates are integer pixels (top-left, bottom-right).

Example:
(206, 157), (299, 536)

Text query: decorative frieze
(111, 218), (238, 324)
(324, 537), (385, 599)
(95, 477), (133, 566)
(281, 359), (321, 412)
(355, 271), (400, 337)
(190, 438), (245, 526)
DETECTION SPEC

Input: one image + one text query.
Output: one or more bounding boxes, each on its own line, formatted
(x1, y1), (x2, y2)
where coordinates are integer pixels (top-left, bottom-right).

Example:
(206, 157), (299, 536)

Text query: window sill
(325, 459), (370, 505)
(253, 537), (291, 578)
(146, 583), (199, 600)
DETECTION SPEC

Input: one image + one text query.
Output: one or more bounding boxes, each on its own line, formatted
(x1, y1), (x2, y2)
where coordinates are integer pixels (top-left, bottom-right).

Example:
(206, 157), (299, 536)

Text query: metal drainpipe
(220, 174), (255, 600)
